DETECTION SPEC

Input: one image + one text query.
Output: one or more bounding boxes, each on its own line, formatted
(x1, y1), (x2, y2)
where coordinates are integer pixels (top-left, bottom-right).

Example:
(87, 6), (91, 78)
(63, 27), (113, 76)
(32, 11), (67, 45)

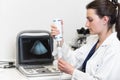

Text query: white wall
(0, 0), (91, 61)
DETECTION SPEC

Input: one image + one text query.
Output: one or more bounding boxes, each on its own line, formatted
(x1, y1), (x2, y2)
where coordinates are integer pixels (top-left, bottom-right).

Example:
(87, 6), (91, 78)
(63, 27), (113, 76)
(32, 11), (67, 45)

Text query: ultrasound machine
(16, 30), (60, 77)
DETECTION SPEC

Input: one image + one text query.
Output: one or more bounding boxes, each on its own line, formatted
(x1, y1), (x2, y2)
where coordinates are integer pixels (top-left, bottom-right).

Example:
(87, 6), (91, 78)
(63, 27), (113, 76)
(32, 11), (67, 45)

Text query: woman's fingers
(51, 24), (60, 36)
(58, 59), (74, 75)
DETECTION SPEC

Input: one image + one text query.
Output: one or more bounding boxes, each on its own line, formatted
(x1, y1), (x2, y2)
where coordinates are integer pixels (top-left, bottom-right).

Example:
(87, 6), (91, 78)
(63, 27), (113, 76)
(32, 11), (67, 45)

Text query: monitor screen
(18, 35), (54, 65)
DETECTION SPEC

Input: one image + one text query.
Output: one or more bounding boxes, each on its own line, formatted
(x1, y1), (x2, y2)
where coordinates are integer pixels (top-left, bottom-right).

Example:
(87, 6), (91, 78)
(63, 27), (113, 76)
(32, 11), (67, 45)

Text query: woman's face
(85, 9), (106, 35)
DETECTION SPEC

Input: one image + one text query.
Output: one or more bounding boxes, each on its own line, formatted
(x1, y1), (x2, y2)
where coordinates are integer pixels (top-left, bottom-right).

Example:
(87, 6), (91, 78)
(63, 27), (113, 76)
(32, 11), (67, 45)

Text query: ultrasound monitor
(17, 33), (54, 65)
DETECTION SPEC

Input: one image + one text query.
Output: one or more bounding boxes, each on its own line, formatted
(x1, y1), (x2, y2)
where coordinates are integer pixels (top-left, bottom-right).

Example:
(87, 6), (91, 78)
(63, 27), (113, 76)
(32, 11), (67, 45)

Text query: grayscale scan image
(31, 40), (48, 55)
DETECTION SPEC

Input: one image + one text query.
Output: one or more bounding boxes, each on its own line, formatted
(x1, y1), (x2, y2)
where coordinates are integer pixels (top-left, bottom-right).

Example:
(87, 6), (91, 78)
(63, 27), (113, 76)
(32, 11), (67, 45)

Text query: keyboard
(18, 65), (60, 77)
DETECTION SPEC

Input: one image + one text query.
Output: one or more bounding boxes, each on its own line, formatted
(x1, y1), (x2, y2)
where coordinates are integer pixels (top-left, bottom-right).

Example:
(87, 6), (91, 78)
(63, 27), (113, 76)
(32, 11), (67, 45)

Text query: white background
(1, 0), (117, 61)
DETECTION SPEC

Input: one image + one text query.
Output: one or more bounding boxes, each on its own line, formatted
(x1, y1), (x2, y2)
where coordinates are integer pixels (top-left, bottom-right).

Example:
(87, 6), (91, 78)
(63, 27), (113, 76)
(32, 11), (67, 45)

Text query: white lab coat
(54, 32), (120, 80)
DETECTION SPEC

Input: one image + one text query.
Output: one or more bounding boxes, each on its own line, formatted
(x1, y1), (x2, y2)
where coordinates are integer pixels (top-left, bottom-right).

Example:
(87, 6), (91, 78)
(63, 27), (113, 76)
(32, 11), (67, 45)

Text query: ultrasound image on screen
(21, 36), (52, 61)
(30, 40), (48, 55)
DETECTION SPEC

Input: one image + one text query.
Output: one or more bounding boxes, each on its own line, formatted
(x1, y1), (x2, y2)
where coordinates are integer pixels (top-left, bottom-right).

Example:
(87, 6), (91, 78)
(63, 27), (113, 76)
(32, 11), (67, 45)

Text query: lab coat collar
(99, 32), (118, 47)
(89, 32), (118, 60)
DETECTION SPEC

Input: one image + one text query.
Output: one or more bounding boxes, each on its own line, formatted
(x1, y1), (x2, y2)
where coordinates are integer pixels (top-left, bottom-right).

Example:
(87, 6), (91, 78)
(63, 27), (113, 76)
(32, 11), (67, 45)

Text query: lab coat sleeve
(72, 69), (92, 80)
(71, 45), (120, 80)
(61, 42), (92, 69)
(61, 35), (98, 68)
(52, 35), (98, 68)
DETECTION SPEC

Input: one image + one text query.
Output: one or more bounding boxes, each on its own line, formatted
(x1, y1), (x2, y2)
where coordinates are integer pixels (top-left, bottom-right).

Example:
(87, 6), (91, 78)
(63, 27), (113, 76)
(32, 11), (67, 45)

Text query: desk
(28, 73), (71, 80)
(0, 68), (71, 80)
(0, 68), (28, 80)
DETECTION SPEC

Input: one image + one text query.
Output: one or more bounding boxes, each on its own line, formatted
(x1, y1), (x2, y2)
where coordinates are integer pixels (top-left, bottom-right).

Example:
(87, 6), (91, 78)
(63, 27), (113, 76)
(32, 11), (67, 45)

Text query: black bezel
(18, 35), (54, 65)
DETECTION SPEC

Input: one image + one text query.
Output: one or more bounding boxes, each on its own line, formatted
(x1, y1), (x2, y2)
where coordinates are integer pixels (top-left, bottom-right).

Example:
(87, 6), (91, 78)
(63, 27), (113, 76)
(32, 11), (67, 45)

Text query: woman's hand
(58, 58), (74, 75)
(51, 19), (63, 37)
(51, 24), (60, 38)
(50, 20), (64, 46)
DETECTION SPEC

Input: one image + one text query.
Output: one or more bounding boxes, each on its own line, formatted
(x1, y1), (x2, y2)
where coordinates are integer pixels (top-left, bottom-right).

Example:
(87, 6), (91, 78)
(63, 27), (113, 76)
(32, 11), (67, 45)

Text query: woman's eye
(88, 19), (93, 22)
(87, 17), (93, 22)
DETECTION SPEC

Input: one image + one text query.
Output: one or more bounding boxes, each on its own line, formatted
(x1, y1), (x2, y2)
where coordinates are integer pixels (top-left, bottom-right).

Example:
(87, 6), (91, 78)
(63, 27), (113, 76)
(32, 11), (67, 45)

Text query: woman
(51, 0), (120, 80)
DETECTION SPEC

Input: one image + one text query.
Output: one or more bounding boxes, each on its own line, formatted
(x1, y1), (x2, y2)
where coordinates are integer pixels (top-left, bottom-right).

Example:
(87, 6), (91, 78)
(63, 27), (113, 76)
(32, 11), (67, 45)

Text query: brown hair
(86, 0), (120, 40)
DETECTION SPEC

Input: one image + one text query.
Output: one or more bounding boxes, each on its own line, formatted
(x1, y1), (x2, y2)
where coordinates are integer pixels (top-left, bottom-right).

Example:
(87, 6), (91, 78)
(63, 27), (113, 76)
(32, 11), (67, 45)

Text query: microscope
(71, 27), (90, 50)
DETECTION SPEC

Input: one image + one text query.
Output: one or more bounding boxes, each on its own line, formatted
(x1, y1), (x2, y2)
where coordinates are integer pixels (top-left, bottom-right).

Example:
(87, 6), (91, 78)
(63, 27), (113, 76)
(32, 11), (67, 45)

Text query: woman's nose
(85, 21), (89, 28)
